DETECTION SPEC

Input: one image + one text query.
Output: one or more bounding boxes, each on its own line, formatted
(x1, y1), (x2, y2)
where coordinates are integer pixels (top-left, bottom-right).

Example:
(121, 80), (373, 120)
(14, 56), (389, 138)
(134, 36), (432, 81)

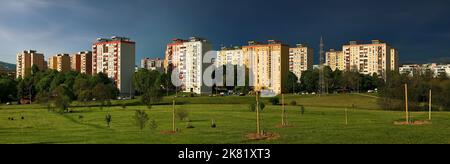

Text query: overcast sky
(0, 0), (449, 64)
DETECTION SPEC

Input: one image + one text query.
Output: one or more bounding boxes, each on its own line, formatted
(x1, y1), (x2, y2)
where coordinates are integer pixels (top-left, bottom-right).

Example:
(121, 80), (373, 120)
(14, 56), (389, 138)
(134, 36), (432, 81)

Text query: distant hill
(0, 61), (16, 71)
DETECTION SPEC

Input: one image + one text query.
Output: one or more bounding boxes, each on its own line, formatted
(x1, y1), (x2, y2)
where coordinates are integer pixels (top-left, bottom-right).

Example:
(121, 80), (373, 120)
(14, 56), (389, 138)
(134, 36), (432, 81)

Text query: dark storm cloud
(0, 0), (449, 64)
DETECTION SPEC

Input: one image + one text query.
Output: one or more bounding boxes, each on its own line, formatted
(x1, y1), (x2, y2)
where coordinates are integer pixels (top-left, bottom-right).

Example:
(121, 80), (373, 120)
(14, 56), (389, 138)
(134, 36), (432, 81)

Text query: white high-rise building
(164, 37), (212, 94)
(92, 36), (135, 96)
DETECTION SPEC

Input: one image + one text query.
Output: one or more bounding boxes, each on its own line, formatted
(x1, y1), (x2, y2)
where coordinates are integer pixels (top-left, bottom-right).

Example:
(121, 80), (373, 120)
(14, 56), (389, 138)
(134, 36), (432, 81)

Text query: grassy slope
(0, 94), (449, 144)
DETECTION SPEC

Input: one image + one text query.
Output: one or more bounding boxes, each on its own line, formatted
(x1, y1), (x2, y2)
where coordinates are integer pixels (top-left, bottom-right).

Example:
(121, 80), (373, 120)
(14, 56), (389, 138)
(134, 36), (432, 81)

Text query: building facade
(48, 54), (71, 73)
(92, 36), (135, 96)
(342, 40), (394, 78)
(216, 46), (244, 67)
(289, 44), (314, 79)
(391, 48), (399, 72)
(163, 39), (187, 73)
(141, 58), (163, 72)
(242, 40), (289, 94)
(325, 49), (345, 71)
(16, 50), (46, 79)
(400, 63), (450, 78)
(399, 64), (421, 77)
(71, 51), (92, 75)
(164, 37), (213, 94)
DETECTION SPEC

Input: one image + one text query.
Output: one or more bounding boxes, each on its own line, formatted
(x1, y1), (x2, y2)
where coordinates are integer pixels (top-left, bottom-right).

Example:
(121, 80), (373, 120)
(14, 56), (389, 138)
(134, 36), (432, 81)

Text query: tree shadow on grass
(56, 113), (112, 130)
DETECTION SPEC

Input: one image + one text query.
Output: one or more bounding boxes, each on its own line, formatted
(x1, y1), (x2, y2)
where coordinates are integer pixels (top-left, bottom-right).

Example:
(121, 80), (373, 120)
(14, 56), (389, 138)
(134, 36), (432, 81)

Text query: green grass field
(1, 94), (449, 144)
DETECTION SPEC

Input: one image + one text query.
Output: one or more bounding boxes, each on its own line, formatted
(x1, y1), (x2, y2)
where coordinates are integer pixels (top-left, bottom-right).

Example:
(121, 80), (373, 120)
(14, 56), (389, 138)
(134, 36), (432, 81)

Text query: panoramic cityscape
(1, 0), (450, 155)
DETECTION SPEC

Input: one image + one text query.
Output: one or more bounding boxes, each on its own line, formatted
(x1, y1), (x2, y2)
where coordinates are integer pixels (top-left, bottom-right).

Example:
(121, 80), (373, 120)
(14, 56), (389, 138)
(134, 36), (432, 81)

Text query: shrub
(269, 97), (280, 105)
(300, 105), (305, 115)
(105, 114), (112, 127)
(186, 122), (195, 129)
(149, 119), (158, 130)
(249, 103), (256, 112)
(134, 110), (149, 130)
(249, 102), (266, 112)
(176, 109), (189, 121)
(260, 102), (266, 111)
(211, 119), (216, 128)
(290, 100), (297, 106)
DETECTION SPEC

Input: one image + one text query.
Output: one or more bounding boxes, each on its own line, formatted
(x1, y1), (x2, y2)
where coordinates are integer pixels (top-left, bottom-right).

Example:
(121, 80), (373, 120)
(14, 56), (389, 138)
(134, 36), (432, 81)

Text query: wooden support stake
(405, 84), (409, 124)
(345, 108), (348, 125)
(282, 94), (285, 127)
(172, 99), (176, 132)
(256, 92), (260, 135)
(429, 89), (432, 121)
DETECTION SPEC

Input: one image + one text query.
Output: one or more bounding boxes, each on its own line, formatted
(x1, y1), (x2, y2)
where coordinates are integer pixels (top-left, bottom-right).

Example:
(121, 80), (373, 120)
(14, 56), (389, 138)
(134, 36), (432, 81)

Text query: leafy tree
(300, 70), (319, 93)
(259, 101), (266, 111)
(149, 119), (158, 130)
(51, 85), (72, 113)
(285, 72), (300, 93)
(17, 76), (35, 103)
(0, 76), (17, 103)
(73, 74), (93, 103)
(249, 103), (256, 112)
(93, 83), (117, 109)
(300, 105), (305, 115)
(175, 108), (189, 121)
(234, 65), (251, 94)
(133, 69), (163, 109)
(134, 110), (149, 130)
(31, 64), (40, 76)
(249, 101), (266, 112)
(342, 70), (361, 92)
(105, 114), (112, 128)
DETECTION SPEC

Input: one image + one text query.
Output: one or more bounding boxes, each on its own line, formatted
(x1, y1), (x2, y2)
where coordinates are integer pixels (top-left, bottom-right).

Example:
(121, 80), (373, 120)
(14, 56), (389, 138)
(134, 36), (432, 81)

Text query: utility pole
(405, 84), (409, 124)
(319, 36), (326, 96)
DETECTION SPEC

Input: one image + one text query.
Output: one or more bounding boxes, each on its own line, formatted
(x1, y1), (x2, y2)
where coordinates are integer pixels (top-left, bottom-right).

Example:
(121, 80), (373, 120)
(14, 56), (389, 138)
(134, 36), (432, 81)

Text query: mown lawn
(0, 94), (449, 144)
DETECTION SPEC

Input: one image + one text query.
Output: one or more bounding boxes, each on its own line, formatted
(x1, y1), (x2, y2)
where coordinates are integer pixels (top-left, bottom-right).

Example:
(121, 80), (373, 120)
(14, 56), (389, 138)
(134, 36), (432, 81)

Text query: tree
(93, 83), (117, 109)
(285, 72), (300, 93)
(31, 64), (40, 76)
(17, 76), (35, 103)
(149, 119), (158, 130)
(176, 108), (189, 121)
(105, 114), (112, 128)
(234, 65), (250, 94)
(0, 76), (17, 103)
(73, 74), (93, 104)
(342, 70), (361, 92)
(133, 69), (164, 109)
(51, 85), (72, 113)
(249, 101), (266, 112)
(328, 69), (343, 93)
(134, 110), (149, 130)
(300, 70), (319, 93)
